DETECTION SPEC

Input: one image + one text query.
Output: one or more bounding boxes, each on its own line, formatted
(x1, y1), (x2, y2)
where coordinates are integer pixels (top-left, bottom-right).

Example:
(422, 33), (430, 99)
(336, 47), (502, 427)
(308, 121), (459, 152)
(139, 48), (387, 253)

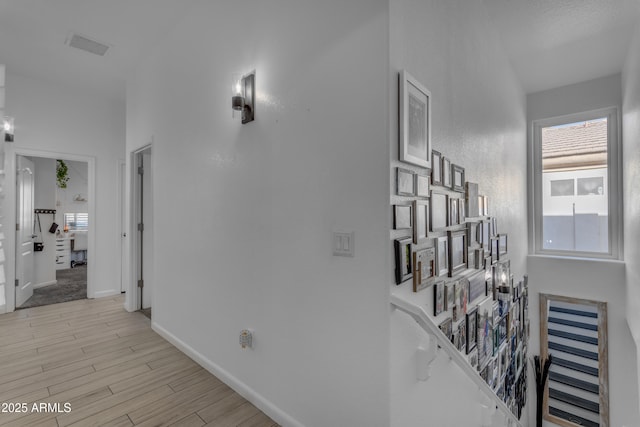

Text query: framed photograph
(448, 230), (468, 276)
(481, 221), (491, 249)
(394, 237), (413, 285)
(445, 282), (455, 310)
(442, 157), (451, 188)
(393, 204), (412, 230)
(466, 182), (479, 218)
(458, 200), (466, 224)
(431, 150), (443, 186)
(413, 200), (429, 245)
(435, 236), (449, 277)
(457, 279), (468, 315)
(430, 192), (448, 232)
(396, 168), (415, 196)
(416, 173), (430, 198)
(439, 317), (453, 341)
(498, 234), (508, 257)
(472, 248), (485, 270)
(456, 320), (467, 353)
(477, 297), (495, 367)
(466, 306), (478, 353)
(478, 195), (485, 217)
(434, 281), (445, 316)
(491, 217), (498, 237)
(468, 348), (479, 370)
(484, 196), (489, 216)
(490, 237), (500, 264)
(468, 271), (486, 303)
(413, 247), (435, 292)
(449, 198), (459, 226)
(467, 222), (479, 247)
(451, 164), (465, 192)
(399, 70), (431, 168)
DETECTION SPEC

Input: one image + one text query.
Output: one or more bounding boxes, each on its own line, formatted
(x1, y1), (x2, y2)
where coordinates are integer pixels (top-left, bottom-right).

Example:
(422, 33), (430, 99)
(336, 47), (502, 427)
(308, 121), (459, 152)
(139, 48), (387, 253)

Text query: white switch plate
(333, 232), (354, 257)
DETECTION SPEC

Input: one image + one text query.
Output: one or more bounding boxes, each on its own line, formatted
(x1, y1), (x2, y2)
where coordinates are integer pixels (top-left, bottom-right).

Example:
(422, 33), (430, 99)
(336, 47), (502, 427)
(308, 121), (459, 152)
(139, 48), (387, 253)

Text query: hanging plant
(56, 159), (69, 189)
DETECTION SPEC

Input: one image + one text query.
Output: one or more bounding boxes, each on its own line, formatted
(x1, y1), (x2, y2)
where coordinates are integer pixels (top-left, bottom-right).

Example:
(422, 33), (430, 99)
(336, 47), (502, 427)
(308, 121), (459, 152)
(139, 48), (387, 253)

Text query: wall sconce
(2, 116), (14, 142)
(231, 72), (255, 124)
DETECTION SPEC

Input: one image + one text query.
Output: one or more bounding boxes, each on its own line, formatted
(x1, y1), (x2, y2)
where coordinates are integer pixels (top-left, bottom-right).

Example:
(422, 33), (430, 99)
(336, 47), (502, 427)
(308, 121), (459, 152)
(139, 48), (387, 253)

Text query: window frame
(530, 106), (622, 260)
(64, 212), (89, 231)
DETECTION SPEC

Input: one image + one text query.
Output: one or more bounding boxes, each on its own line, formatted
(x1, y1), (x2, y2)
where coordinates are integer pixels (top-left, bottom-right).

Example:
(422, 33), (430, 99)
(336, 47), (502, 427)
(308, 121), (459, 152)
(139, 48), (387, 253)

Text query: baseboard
(93, 289), (121, 299)
(152, 321), (304, 427)
(33, 280), (57, 289)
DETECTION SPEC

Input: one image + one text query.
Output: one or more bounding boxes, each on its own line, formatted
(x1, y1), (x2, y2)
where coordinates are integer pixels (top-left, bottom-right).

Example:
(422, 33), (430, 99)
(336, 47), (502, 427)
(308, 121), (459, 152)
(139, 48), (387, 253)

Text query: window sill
(528, 253), (624, 265)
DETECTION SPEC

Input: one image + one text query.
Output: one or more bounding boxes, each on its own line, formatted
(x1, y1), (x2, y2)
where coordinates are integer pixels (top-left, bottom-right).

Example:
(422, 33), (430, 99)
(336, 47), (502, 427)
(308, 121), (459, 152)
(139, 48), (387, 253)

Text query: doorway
(14, 155), (90, 309)
(132, 146), (153, 317)
(4, 148), (96, 313)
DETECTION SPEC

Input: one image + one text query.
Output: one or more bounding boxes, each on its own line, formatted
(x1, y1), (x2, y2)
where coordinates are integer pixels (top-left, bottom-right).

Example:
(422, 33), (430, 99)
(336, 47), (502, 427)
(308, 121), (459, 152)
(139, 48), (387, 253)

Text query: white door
(15, 156), (35, 307)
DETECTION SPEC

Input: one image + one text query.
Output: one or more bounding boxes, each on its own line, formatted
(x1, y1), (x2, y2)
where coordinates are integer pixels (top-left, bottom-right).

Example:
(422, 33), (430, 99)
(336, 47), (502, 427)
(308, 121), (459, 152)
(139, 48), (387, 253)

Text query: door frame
(117, 159), (126, 293)
(125, 144), (153, 313)
(4, 146), (96, 313)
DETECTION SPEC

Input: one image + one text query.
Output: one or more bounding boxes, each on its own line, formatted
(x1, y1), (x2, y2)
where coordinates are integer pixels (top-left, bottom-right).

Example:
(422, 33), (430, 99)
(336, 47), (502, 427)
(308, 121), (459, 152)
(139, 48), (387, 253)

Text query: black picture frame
(442, 157), (451, 188)
(449, 198), (459, 226)
(468, 271), (486, 303)
(399, 70), (431, 168)
(413, 247), (435, 292)
(431, 150), (443, 186)
(393, 204), (412, 230)
(448, 230), (468, 277)
(498, 233), (508, 257)
(396, 167), (416, 196)
(416, 173), (430, 198)
(466, 182), (479, 218)
(435, 236), (449, 277)
(439, 317), (453, 341)
(434, 281), (445, 316)
(430, 191), (449, 232)
(466, 306), (478, 354)
(394, 237), (413, 285)
(451, 164), (465, 192)
(413, 200), (429, 245)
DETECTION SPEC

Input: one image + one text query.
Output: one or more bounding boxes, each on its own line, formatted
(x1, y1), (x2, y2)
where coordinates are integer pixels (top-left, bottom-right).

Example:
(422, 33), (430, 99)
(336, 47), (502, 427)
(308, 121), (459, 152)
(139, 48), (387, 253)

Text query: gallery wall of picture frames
(392, 69), (529, 421)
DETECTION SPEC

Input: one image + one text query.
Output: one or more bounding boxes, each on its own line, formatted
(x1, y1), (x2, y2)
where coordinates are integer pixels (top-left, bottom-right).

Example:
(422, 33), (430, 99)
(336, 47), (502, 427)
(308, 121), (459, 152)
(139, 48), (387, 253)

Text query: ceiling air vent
(66, 33), (110, 57)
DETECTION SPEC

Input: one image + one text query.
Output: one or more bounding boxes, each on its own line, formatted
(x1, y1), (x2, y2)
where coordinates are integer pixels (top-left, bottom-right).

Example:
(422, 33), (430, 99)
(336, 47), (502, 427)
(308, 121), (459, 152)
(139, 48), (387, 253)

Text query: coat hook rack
(34, 209), (56, 215)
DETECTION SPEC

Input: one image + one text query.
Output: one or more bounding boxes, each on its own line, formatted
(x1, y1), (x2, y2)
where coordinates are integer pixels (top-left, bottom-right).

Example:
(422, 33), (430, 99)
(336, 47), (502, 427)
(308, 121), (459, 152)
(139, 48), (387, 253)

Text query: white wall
(527, 74), (622, 124)
(5, 72), (125, 300)
(58, 160), (88, 218)
(527, 73), (640, 426)
(622, 22), (640, 406)
(389, 1), (528, 425)
(31, 156), (56, 286)
(0, 64), (5, 310)
(126, 2), (390, 426)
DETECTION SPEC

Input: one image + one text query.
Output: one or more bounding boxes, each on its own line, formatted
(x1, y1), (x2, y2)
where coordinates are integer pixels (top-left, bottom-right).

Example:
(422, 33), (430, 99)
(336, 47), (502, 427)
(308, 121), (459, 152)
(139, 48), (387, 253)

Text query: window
(64, 212), (88, 230)
(531, 107), (621, 258)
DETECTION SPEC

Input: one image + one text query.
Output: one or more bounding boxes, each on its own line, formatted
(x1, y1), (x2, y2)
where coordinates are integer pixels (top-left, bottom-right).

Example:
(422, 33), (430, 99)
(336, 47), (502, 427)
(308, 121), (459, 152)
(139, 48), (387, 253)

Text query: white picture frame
(399, 70), (431, 168)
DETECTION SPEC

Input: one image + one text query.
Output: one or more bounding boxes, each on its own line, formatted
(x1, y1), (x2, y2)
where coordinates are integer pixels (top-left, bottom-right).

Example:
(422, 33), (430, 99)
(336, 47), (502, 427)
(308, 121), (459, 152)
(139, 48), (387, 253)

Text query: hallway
(0, 296), (278, 426)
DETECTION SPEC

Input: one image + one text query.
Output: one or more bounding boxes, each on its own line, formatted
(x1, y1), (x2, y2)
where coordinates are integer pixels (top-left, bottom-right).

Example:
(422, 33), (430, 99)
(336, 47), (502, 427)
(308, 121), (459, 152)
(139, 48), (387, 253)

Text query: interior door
(15, 156), (35, 307)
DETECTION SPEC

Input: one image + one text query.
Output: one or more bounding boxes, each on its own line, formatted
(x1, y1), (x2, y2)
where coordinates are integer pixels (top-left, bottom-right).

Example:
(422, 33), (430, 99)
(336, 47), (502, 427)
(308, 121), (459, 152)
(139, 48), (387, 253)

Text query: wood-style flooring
(0, 296), (278, 427)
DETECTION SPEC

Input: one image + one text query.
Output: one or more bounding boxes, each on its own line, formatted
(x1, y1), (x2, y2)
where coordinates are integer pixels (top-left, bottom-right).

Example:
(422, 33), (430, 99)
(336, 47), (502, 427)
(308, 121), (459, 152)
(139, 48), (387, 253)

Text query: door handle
(31, 234), (37, 239)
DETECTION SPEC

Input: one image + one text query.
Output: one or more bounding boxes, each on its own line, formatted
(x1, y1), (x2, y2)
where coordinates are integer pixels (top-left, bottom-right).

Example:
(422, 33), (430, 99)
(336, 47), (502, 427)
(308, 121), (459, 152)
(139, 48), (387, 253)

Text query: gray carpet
(18, 265), (87, 309)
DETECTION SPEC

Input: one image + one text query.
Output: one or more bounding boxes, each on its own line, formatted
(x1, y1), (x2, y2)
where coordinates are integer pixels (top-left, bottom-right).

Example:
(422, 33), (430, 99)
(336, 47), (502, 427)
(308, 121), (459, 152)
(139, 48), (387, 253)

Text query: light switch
(333, 231), (354, 257)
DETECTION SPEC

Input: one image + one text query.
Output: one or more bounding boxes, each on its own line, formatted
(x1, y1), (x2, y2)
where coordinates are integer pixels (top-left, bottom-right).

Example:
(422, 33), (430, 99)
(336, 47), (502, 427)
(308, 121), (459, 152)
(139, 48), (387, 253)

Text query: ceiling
(0, 1), (638, 101)
(483, 0), (640, 94)
(0, 0), (198, 101)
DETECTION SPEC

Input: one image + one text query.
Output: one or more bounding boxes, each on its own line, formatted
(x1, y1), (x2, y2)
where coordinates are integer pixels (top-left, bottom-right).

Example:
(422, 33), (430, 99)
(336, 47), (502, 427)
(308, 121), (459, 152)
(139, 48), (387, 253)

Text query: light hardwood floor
(0, 296), (278, 427)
